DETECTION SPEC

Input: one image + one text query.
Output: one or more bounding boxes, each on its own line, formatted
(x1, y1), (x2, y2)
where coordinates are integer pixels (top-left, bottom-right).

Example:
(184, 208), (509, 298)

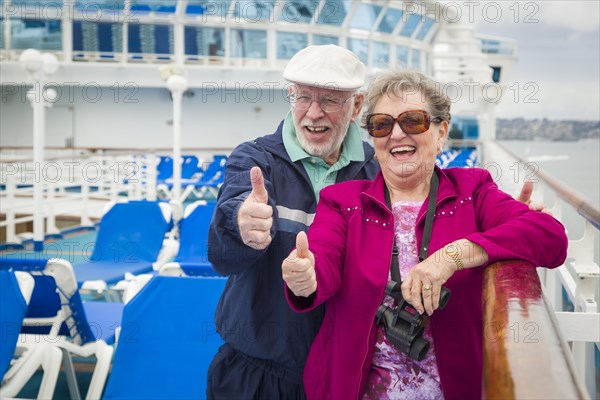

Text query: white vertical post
(166, 75), (188, 202)
(146, 153), (157, 201)
(30, 84), (46, 251)
(80, 180), (93, 227)
(19, 50), (59, 252)
(46, 185), (59, 235)
(5, 178), (19, 244)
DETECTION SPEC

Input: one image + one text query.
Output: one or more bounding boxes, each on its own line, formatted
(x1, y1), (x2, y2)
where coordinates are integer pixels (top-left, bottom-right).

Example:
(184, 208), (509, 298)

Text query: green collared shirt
(282, 112), (365, 202)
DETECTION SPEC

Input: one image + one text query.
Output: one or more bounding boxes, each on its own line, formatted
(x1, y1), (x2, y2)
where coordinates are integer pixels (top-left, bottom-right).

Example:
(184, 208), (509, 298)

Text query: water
(501, 139), (600, 204)
(500, 138), (600, 262)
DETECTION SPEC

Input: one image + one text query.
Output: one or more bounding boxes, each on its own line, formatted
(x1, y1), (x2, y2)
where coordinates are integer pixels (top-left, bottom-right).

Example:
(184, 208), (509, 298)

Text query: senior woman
(281, 70), (568, 400)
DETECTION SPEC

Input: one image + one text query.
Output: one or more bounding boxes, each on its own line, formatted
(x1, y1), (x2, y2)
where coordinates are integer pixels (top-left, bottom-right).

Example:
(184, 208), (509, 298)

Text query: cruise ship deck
(1, 1), (598, 398)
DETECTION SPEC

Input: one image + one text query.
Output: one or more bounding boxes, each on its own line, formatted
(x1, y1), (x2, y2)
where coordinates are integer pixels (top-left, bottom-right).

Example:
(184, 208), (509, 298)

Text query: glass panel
(371, 41), (389, 68)
(411, 48), (420, 70)
(396, 44), (408, 67)
(10, 18), (61, 50)
(277, 31), (307, 59)
(399, 13), (421, 37)
(74, 0), (125, 12)
(234, 0), (274, 21)
(184, 26), (224, 56)
(317, 0), (351, 26)
(415, 17), (435, 41)
(185, 1), (233, 17)
(349, 3), (381, 31)
(377, 7), (402, 33)
(72, 21), (123, 53)
(230, 29), (266, 58)
(0, 18), (4, 49)
(279, 0), (318, 24)
(313, 34), (337, 46)
(128, 23), (173, 54)
(129, 0), (177, 13)
(9, 0), (64, 20)
(347, 38), (367, 65)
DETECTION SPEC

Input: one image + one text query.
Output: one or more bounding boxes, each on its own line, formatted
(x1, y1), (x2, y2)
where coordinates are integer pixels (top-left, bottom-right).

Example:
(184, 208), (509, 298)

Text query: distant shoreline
(495, 118), (600, 141)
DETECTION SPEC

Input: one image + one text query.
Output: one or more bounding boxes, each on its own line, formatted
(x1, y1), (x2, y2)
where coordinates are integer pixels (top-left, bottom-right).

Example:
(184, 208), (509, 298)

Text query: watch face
(446, 244), (457, 253)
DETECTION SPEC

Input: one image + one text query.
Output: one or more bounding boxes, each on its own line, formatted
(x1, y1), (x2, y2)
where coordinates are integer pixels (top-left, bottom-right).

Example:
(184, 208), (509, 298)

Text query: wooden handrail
(482, 260), (588, 399)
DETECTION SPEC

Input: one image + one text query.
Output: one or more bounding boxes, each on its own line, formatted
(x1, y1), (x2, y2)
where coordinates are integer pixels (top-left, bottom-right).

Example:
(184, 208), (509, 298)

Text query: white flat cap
(283, 45), (366, 91)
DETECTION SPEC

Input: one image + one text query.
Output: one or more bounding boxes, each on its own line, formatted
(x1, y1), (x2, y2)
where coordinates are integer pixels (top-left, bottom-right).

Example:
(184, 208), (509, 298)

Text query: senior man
(206, 45), (379, 399)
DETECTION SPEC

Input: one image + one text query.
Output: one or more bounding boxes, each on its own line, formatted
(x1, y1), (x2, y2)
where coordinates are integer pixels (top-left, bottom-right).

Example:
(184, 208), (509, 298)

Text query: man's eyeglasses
(289, 92), (355, 113)
(365, 110), (443, 138)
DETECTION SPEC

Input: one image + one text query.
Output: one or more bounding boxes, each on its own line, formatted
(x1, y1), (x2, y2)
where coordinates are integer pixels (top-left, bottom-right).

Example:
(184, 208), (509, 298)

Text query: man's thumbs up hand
(238, 167), (273, 250)
(282, 231), (317, 297)
(249, 165), (268, 204)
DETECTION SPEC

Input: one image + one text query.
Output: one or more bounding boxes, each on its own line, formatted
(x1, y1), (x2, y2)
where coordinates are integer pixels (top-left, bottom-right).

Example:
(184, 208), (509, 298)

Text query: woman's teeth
(391, 146), (416, 154)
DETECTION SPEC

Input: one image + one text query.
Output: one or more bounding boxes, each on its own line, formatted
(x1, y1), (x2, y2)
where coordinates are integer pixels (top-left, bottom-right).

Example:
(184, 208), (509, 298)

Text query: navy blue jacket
(208, 121), (379, 376)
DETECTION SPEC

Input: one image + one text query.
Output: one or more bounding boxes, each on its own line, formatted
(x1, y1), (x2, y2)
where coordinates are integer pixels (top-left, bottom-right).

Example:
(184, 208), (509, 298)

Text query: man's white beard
(293, 108), (353, 162)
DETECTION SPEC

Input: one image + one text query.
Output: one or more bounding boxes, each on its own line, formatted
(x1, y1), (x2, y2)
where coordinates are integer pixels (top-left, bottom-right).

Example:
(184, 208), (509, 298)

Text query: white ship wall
(1, 86), (291, 150)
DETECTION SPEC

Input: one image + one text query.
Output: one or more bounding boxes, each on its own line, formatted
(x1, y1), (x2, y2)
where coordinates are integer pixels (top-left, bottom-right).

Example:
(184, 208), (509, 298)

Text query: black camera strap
(384, 170), (439, 283)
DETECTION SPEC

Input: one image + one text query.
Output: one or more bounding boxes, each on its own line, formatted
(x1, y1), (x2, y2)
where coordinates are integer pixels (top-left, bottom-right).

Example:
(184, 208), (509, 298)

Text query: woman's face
(372, 92), (448, 187)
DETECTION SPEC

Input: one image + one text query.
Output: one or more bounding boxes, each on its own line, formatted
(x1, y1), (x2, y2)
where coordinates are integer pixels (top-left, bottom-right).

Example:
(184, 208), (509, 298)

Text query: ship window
(184, 27), (224, 57)
(277, 32), (308, 59)
(371, 42), (389, 68)
(73, 21), (123, 53)
(279, 0), (319, 24)
(491, 66), (502, 83)
(128, 0), (177, 14)
(347, 38), (368, 65)
(74, 0), (126, 18)
(230, 29), (267, 58)
(415, 17), (435, 41)
(185, 1), (233, 17)
(313, 34), (337, 46)
(0, 18), (4, 49)
(396, 45), (409, 67)
(399, 13), (421, 38)
(10, 18), (62, 50)
(128, 23), (173, 55)
(349, 4), (382, 31)
(317, 0), (351, 26)
(411, 48), (421, 70)
(452, 117), (479, 140)
(233, 1), (275, 21)
(377, 7), (403, 33)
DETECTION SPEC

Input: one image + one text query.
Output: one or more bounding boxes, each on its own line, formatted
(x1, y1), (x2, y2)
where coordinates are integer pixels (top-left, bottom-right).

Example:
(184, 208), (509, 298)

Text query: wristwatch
(445, 243), (464, 270)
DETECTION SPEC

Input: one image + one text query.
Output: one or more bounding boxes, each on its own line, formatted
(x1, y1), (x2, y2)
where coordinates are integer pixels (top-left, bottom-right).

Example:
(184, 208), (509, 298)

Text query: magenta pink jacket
(286, 167), (567, 400)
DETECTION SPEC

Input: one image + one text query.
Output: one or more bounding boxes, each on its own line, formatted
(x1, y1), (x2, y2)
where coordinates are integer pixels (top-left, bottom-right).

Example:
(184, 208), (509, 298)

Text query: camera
(375, 281), (451, 361)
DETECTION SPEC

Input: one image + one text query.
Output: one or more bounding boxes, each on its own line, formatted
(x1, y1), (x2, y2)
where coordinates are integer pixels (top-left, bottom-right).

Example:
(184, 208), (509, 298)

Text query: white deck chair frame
(17, 259), (114, 400)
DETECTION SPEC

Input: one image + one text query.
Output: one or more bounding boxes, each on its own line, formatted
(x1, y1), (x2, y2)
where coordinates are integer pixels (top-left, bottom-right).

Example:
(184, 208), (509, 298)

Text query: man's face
(290, 84), (362, 164)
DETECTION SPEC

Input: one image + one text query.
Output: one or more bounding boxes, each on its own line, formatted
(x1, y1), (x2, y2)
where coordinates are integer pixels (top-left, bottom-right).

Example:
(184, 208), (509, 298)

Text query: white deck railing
(0, 152), (158, 244)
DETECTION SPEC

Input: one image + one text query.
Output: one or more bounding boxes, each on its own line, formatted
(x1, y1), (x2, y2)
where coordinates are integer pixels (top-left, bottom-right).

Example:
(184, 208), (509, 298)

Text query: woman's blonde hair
(361, 70), (452, 129)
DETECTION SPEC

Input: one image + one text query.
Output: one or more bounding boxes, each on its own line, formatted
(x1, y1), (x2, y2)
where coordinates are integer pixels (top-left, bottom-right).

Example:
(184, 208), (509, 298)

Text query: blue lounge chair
(0, 270), (62, 399)
(102, 275), (226, 399)
(0, 257), (122, 399)
(74, 200), (172, 287)
(160, 201), (218, 277)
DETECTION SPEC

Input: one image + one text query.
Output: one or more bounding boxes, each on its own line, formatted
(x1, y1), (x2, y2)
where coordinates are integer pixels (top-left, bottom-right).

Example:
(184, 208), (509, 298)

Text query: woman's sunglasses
(366, 110), (443, 138)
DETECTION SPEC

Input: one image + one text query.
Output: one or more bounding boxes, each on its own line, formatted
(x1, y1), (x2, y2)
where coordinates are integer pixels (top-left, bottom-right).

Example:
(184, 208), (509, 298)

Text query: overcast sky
(462, 1), (600, 121)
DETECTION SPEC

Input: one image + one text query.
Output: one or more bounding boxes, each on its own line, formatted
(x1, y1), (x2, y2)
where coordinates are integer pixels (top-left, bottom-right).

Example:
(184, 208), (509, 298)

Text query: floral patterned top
(363, 201), (444, 400)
